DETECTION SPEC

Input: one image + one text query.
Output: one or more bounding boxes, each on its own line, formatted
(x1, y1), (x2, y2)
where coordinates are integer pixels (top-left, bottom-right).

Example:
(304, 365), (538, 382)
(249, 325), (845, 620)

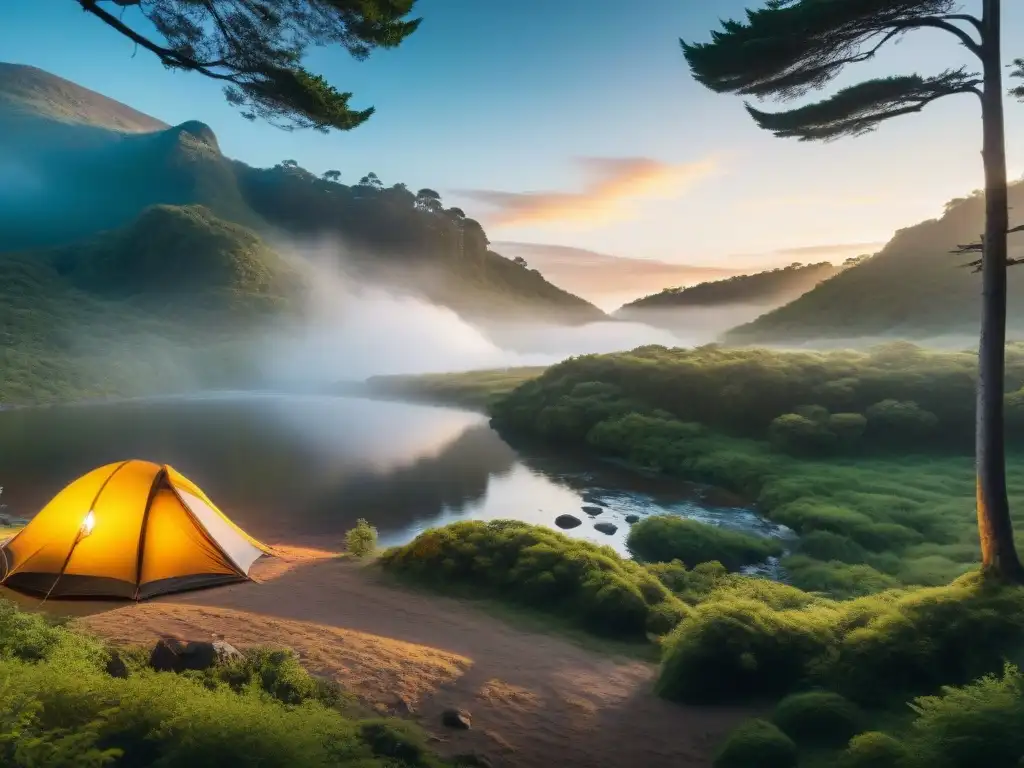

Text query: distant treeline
(617, 261), (841, 313)
(490, 341), (1024, 456)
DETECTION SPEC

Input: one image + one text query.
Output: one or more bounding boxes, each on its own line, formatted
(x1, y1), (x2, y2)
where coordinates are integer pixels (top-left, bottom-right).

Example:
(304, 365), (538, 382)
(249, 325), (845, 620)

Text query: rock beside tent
(149, 637), (243, 673)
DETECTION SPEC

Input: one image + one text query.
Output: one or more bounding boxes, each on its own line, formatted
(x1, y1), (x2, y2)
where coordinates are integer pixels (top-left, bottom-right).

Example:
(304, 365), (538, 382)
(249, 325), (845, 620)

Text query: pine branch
(952, 225), (1024, 272)
(681, 1), (978, 101)
(745, 70), (980, 141)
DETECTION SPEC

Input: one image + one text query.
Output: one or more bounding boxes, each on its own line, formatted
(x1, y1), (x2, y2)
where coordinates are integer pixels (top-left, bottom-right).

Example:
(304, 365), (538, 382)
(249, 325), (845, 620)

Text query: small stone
(594, 522), (618, 535)
(624, 514), (640, 524)
(149, 637), (188, 672)
(582, 505), (604, 516)
(442, 708), (472, 730)
(554, 514), (582, 529)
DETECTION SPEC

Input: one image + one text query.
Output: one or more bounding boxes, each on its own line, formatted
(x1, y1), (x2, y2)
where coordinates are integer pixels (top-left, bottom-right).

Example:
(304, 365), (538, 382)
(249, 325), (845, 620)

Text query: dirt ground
(49, 547), (748, 768)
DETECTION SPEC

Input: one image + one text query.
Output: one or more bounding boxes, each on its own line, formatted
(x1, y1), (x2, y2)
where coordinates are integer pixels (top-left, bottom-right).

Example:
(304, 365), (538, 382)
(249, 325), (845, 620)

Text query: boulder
(624, 514), (640, 524)
(105, 650), (129, 679)
(554, 514), (582, 529)
(582, 505), (604, 516)
(149, 637), (243, 673)
(594, 522), (618, 535)
(442, 708), (472, 730)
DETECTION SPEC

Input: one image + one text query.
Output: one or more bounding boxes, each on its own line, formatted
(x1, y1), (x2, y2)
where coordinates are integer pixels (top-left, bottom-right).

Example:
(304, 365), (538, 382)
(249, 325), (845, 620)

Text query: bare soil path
(60, 547), (746, 768)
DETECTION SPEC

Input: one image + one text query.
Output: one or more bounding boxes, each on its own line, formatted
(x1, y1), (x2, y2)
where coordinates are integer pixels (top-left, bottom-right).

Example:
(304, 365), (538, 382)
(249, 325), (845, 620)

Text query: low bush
(658, 571), (1024, 706)
(379, 519), (690, 638)
(626, 516), (783, 571)
(839, 732), (907, 768)
(345, 518), (378, 558)
(0, 599), (447, 768)
(835, 663), (1024, 768)
(771, 690), (863, 747)
(712, 719), (798, 768)
(900, 662), (1024, 768)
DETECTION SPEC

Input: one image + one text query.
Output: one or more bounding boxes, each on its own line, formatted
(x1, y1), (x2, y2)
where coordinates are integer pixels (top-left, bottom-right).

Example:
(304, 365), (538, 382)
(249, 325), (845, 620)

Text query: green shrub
(840, 732), (907, 768)
(771, 690), (864, 747)
(345, 518), (378, 558)
(627, 515), (783, 571)
(379, 519), (688, 638)
(656, 598), (836, 703)
(646, 559), (729, 604)
(0, 599), (446, 767)
(658, 572), (1024, 706)
(713, 719), (798, 768)
(901, 663), (1024, 768)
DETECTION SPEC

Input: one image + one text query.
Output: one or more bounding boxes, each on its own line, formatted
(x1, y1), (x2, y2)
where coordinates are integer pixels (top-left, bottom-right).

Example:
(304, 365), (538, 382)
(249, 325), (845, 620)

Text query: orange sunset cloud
(458, 156), (720, 228)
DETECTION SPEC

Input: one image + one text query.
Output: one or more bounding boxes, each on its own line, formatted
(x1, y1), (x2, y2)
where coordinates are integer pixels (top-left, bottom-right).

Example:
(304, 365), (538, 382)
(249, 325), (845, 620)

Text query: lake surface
(0, 393), (787, 558)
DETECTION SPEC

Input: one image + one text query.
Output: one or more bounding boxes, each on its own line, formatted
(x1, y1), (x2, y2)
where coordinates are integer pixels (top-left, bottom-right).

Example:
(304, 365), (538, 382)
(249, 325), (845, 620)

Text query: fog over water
(255, 243), (692, 388)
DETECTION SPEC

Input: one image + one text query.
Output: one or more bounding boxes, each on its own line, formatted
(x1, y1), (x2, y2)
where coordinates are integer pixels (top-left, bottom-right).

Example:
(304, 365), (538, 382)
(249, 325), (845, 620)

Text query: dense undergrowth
(382, 522), (1024, 768)
(470, 343), (1024, 596)
(0, 601), (449, 767)
(377, 342), (1024, 765)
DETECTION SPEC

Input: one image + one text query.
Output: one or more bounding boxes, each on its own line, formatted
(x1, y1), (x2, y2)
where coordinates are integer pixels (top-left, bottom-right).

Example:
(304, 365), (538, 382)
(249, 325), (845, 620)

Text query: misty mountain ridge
(617, 261), (842, 314)
(0, 62), (602, 327)
(725, 186), (1024, 344)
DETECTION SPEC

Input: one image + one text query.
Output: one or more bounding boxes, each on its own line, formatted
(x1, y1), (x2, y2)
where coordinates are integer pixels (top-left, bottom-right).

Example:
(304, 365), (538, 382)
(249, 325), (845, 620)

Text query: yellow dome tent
(0, 460), (272, 600)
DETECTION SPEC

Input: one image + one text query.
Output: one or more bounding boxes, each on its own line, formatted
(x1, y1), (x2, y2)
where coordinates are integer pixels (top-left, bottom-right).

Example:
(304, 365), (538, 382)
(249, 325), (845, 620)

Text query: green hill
(0, 205), (297, 405)
(724, 186), (1024, 343)
(0, 62), (602, 325)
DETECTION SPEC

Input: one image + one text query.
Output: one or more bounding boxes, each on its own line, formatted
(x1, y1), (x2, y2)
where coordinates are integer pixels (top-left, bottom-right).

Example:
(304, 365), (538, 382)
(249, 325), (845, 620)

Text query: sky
(4, 0), (1024, 270)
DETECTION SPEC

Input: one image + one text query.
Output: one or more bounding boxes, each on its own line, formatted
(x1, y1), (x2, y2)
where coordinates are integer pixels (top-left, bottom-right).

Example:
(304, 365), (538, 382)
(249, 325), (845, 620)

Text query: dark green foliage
(0, 599), (448, 767)
(657, 572), (1024, 706)
(771, 691), (864, 747)
(48, 204), (299, 314)
(490, 343), (1002, 454)
(0, 206), (292, 406)
(80, 0), (422, 132)
(712, 719), (798, 768)
(899, 663), (1024, 768)
(626, 515), (783, 571)
(616, 262), (838, 313)
(378, 519), (690, 638)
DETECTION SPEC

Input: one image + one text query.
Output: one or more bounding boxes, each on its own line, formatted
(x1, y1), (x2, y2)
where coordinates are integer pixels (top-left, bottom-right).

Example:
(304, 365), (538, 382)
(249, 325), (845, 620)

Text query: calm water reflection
(0, 393), (782, 555)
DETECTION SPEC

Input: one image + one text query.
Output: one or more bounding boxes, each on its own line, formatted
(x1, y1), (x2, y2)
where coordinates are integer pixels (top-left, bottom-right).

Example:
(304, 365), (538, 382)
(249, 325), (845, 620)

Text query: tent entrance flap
(0, 460), (270, 601)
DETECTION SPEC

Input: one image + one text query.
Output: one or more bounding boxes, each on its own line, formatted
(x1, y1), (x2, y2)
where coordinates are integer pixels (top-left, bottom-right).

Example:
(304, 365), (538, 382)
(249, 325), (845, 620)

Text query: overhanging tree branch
(745, 70), (980, 141)
(77, 0), (422, 132)
(680, 1), (979, 101)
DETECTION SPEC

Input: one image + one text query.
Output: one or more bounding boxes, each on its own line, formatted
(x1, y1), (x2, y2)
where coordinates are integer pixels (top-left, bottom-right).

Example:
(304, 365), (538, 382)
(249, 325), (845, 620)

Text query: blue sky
(4, 0), (1024, 267)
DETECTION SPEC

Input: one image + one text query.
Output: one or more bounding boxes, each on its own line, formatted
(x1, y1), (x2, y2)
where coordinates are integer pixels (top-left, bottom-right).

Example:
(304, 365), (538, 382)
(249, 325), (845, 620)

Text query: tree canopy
(80, 0), (422, 132)
(680, 0), (992, 141)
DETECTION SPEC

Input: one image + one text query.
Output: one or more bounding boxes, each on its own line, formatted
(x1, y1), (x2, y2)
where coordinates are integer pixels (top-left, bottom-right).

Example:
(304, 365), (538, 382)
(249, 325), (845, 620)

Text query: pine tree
(682, 0), (1023, 581)
(78, 0), (421, 132)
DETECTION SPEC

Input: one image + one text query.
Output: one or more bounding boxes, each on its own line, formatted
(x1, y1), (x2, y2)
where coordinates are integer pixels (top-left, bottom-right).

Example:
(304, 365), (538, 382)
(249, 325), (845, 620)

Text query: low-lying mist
(254, 239), (685, 388)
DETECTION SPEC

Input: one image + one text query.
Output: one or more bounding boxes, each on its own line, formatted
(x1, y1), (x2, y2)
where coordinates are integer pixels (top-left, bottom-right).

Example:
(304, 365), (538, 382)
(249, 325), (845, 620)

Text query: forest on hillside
(232, 161), (604, 323)
(725, 187), (1024, 342)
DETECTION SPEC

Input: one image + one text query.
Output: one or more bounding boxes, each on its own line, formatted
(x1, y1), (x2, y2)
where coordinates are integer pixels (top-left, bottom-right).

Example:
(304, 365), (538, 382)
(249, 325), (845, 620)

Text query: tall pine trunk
(977, 0), (1024, 581)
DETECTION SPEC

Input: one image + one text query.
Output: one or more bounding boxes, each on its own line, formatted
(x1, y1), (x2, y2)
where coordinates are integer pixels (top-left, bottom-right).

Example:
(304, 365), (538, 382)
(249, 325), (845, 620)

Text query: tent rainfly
(0, 460), (271, 600)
